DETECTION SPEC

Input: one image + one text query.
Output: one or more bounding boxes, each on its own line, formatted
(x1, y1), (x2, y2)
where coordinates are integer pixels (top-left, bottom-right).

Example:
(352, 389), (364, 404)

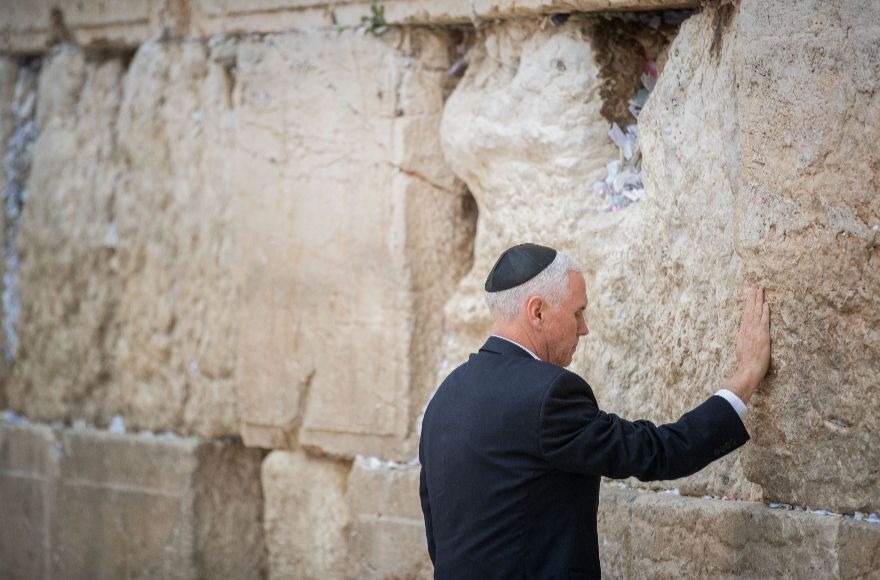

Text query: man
(419, 243), (771, 579)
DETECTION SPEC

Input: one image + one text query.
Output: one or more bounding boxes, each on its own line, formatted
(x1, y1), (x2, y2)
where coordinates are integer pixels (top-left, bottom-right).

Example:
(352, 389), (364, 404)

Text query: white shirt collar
(491, 335), (542, 361)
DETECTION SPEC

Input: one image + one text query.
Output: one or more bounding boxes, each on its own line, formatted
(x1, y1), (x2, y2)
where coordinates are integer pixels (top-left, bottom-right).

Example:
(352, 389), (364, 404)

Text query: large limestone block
(10, 42), (243, 437)
(598, 486), (880, 579)
(634, 2), (880, 511)
(9, 48), (124, 423)
(587, 5), (760, 500)
(261, 450), (350, 579)
(189, 0), (699, 34)
(52, 429), (266, 580)
(0, 0), (162, 53)
(437, 17), (752, 499)
(730, 0), (880, 513)
(346, 458), (432, 579)
(0, 422), (57, 580)
(439, 19), (619, 367)
(0, 421), (265, 580)
(233, 29), (474, 459)
(112, 40), (241, 436)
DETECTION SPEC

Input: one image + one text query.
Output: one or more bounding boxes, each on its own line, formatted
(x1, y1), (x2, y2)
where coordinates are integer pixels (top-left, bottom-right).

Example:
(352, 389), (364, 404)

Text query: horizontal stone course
(0, 0), (701, 52)
(0, 420), (265, 580)
(328, 458), (880, 579)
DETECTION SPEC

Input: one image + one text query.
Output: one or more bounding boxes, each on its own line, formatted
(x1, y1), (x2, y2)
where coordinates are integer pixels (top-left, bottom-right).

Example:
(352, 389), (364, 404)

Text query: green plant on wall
(359, 4), (388, 36)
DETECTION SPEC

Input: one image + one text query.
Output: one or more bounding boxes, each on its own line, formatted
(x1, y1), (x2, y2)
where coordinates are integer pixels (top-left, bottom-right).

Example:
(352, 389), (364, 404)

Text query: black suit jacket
(419, 336), (749, 579)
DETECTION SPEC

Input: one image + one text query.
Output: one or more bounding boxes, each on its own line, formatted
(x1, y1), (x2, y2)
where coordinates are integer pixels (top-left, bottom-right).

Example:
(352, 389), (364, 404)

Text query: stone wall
(1, 0), (879, 578)
(0, 421), (265, 580)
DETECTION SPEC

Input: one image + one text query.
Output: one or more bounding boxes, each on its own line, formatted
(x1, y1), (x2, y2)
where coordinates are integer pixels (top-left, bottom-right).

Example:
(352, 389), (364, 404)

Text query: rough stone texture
(0, 0), (701, 51)
(8, 42), (243, 437)
(439, 3), (880, 512)
(634, 2), (880, 511)
(0, 420), (266, 580)
(346, 459), (432, 579)
(437, 17), (756, 501)
(261, 450), (350, 580)
(8, 48), (124, 425)
(0, 0), (159, 53)
(730, 0), (880, 514)
(588, 4), (762, 501)
(598, 486), (880, 579)
(112, 40), (241, 436)
(439, 19), (618, 371)
(233, 28), (474, 460)
(0, 422), (57, 580)
(191, 0), (699, 34)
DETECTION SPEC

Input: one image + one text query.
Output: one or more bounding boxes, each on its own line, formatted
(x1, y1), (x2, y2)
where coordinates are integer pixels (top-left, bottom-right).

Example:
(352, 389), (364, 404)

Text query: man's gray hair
(485, 251), (583, 321)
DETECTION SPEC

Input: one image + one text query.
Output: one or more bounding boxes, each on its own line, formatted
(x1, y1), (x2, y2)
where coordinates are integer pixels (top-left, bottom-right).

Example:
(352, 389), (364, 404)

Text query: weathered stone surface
(437, 17), (754, 500)
(233, 28), (474, 460)
(730, 0), (880, 514)
(346, 458), (432, 579)
(0, 422), (57, 580)
(0, 0), (701, 52)
(261, 450), (350, 579)
(439, 19), (620, 369)
(589, 3), (762, 501)
(635, 2), (880, 511)
(8, 48), (123, 424)
(113, 40), (241, 437)
(0, 0), (158, 53)
(9, 42), (243, 437)
(440, 3), (880, 512)
(598, 486), (880, 579)
(0, 420), (265, 580)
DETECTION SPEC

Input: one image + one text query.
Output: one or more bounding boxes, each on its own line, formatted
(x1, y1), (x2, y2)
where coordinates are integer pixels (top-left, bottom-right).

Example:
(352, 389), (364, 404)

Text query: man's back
(420, 337), (602, 579)
(419, 336), (749, 580)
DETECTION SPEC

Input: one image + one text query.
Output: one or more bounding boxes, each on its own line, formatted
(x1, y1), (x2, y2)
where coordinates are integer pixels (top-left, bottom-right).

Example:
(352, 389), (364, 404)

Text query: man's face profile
(538, 271), (589, 367)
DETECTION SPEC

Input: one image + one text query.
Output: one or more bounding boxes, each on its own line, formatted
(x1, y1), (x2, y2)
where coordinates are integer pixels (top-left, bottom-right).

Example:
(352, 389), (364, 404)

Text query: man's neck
(491, 333), (542, 361)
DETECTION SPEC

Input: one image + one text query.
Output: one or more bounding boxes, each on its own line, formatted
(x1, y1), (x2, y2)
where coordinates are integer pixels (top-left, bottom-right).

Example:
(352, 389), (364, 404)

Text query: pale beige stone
(729, 0), (880, 514)
(261, 450), (350, 580)
(439, 19), (620, 373)
(0, 421), (265, 580)
(0, 422), (57, 580)
(437, 17), (756, 501)
(631, 2), (880, 511)
(113, 40), (241, 437)
(189, 0), (699, 36)
(599, 486), (880, 579)
(233, 29), (474, 460)
(8, 48), (123, 424)
(346, 459), (432, 579)
(9, 42), (242, 437)
(588, 3), (762, 501)
(0, 0), (156, 52)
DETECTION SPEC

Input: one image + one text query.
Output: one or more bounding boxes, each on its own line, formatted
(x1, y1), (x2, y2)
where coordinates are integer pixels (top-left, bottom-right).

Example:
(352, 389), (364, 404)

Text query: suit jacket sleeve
(418, 441), (436, 563)
(539, 371), (750, 481)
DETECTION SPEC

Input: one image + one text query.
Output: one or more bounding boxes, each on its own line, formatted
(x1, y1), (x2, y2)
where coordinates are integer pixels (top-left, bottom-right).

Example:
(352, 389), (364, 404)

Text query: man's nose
(579, 324), (589, 337)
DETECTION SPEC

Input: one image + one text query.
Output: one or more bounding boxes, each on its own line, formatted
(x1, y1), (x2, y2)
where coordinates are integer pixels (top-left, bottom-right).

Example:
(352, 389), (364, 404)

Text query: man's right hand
(722, 284), (771, 405)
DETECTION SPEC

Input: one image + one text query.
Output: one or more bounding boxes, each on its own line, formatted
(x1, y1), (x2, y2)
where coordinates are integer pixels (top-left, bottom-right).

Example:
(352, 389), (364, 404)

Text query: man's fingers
(743, 285), (757, 325)
(762, 301), (770, 326)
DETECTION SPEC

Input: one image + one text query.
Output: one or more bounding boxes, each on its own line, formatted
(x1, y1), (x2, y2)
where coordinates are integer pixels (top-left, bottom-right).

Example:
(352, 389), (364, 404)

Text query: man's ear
(525, 296), (544, 328)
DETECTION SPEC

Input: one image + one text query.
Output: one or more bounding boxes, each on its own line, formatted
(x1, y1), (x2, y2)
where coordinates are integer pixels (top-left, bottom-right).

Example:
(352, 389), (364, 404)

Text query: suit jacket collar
(480, 336), (539, 360)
